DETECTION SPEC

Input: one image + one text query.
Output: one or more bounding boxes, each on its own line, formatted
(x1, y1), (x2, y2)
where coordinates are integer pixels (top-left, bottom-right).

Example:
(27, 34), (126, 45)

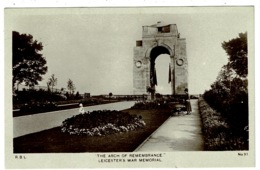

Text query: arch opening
(150, 46), (172, 95)
(154, 54), (171, 94)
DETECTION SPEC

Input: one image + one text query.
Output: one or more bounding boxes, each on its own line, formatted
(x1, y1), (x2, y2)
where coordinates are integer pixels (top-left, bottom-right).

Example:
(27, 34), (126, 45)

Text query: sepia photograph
(4, 6), (255, 168)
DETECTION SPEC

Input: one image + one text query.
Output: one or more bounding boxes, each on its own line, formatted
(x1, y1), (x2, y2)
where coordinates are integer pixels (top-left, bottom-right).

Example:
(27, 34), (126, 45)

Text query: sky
(5, 7), (254, 95)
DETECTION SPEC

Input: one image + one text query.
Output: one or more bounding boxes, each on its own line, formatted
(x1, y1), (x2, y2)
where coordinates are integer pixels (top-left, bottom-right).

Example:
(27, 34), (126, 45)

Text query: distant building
(84, 93), (91, 98)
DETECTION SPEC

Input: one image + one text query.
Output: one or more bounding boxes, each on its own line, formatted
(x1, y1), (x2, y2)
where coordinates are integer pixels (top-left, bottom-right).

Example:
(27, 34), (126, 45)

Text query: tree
(47, 81), (51, 92)
(67, 79), (75, 95)
(12, 31), (48, 89)
(222, 32), (247, 77)
(109, 92), (113, 101)
(75, 91), (81, 99)
(60, 88), (65, 94)
(204, 32), (249, 134)
(47, 74), (57, 93)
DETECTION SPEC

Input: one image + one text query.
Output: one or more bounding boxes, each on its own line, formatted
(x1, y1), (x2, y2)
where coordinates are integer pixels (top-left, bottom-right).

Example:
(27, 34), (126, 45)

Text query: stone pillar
(174, 38), (188, 94)
(170, 55), (175, 95)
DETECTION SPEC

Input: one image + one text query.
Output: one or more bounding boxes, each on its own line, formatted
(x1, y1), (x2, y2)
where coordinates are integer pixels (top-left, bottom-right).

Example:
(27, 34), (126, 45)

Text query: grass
(14, 108), (171, 153)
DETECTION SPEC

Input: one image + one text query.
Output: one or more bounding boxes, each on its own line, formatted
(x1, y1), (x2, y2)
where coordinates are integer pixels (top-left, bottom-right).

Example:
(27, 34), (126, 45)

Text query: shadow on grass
(14, 109), (171, 153)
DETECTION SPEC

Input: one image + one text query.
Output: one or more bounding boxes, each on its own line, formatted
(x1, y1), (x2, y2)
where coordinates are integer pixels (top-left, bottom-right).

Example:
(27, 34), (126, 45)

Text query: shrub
(19, 101), (58, 113)
(14, 89), (67, 105)
(61, 110), (146, 136)
(203, 78), (248, 133)
(131, 100), (169, 110)
(199, 98), (248, 150)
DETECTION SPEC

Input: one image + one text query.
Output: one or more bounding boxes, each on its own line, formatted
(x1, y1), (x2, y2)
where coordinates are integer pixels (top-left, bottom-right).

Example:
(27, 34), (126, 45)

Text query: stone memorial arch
(133, 21), (188, 95)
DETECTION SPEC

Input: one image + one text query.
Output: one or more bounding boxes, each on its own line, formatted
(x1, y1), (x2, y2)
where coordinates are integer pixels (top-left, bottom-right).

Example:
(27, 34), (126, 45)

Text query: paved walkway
(135, 99), (204, 151)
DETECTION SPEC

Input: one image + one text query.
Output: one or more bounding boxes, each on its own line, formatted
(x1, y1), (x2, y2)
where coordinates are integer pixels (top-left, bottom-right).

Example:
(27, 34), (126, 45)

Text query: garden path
(135, 99), (204, 151)
(13, 101), (136, 138)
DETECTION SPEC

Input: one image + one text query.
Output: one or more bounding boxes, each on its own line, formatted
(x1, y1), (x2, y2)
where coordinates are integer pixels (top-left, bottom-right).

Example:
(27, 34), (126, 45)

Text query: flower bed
(61, 110), (146, 136)
(131, 100), (169, 110)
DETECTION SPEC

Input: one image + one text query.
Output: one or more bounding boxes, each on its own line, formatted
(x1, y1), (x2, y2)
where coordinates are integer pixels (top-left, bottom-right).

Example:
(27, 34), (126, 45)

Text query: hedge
(199, 98), (248, 150)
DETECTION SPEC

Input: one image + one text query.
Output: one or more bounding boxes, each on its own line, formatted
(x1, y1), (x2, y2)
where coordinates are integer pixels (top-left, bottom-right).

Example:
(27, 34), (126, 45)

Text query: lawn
(14, 108), (171, 153)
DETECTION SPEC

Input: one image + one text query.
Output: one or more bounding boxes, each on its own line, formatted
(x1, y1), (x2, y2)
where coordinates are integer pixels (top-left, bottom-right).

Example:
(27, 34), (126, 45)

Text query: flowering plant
(61, 110), (146, 136)
(131, 100), (169, 110)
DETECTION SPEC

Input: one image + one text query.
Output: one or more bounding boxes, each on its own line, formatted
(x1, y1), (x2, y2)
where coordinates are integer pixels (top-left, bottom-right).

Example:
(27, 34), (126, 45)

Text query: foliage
(47, 74), (58, 92)
(131, 100), (169, 110)
(74, 91), (82, 100)
(20, 101), (58, 113)
(13, 89), (66, 105)
(53, 98), (106, 106)
(222, 32), (247, 77)
(67, 79), (75, 95)
(109, 92), (113, 100)
(13, 93), (113, 116)
(203, 32), (248, 138)
(13, 88), (106, 109)
(12, 31), (47, 89)
(204, 77), (248, 132)
(199, 98), (248, 150)
(61, 110), (146, 136)
(155, 93), (162, 99)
